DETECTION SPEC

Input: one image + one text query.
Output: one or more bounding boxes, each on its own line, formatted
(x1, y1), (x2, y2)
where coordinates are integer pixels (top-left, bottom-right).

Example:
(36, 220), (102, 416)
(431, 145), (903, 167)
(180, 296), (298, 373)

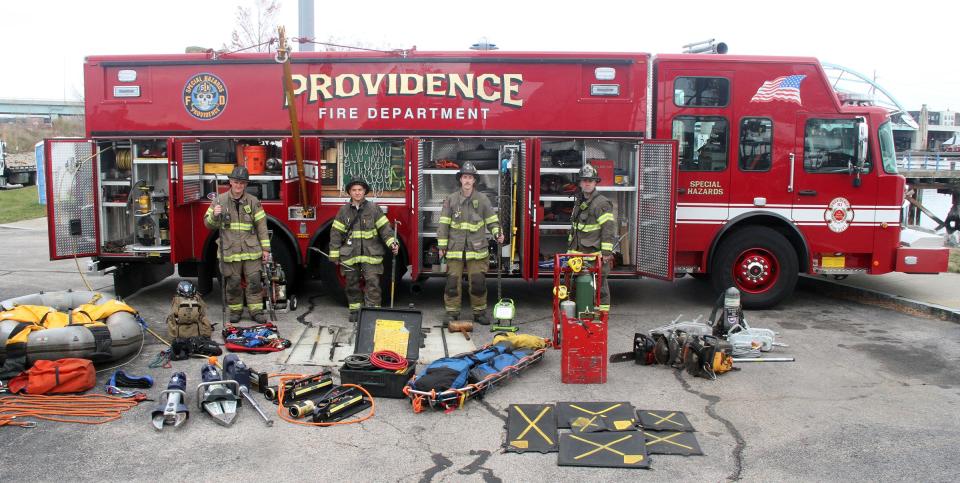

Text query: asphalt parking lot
(2, 220), (959, 482)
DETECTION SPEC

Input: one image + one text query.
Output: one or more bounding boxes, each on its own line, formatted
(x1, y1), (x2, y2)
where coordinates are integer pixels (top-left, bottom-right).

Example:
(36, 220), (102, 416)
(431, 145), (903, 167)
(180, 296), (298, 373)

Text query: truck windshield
(878, 121), (898, 174)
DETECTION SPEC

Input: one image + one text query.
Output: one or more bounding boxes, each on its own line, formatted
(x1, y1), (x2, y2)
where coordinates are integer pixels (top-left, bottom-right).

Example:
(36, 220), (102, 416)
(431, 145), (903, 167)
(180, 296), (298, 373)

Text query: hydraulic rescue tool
(264, 371), (332, 402)
(222, 354), (274, 427)
(151, 372), (189, 430)
(197, 357), (240, 426)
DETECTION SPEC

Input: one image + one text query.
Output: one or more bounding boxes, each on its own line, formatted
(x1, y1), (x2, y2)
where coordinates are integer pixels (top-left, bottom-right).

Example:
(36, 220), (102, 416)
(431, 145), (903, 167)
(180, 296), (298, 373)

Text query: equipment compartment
(537, 139), (639, 273)
(417, 139), (524, 275)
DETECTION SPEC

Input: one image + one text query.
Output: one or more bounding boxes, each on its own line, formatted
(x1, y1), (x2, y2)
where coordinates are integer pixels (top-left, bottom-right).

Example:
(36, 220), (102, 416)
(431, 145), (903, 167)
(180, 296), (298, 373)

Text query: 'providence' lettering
(288, 73), (524, 108)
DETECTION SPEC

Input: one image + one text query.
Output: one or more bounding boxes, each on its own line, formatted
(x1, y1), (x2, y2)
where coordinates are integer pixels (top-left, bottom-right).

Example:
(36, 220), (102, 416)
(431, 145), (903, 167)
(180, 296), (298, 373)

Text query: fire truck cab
(43, 49), (948, 307)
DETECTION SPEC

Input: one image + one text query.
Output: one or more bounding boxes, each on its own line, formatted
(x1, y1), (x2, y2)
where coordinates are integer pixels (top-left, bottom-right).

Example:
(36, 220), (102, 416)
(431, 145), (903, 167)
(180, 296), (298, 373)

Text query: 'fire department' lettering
(289, 73), (524, 108)
(687, 180), (724, 195)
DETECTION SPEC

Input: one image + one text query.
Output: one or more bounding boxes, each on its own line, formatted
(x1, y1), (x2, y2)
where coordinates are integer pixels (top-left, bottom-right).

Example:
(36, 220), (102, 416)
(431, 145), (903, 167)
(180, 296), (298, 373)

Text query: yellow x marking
(570, 434), (645, 465)
(646, 411), (684, 428)
(570, 415), (600, 432)
(643, 431), (693, 450)
(514, 406), (554, 445)
(569, 403), (621, 418)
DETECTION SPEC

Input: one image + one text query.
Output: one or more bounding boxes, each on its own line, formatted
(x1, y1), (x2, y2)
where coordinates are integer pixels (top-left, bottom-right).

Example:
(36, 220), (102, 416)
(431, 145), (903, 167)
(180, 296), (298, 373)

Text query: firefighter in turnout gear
(329, 179), (399, 322)
(438, 161), (504, 325)
(204, 166), (271, 323)
(568, 164), (615, 312)
(165, 280), (214, 339)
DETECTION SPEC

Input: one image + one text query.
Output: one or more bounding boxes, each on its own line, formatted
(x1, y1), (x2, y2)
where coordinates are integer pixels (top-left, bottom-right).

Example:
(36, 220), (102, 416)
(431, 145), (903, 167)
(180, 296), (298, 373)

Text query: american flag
(750, 75), (806, 104)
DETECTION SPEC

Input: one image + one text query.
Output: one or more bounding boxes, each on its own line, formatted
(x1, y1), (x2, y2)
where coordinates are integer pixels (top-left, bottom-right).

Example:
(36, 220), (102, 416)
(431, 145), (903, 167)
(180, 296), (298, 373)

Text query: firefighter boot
(446, 311), (460, 324)
(473, 311), (490, 326)
(229, 312), (242, 324)
(252, 311), (267, 324)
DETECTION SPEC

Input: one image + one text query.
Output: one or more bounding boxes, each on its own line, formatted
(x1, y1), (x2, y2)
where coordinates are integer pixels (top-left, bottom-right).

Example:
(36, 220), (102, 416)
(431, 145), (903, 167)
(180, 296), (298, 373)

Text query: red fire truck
(44, 49), (949, 308)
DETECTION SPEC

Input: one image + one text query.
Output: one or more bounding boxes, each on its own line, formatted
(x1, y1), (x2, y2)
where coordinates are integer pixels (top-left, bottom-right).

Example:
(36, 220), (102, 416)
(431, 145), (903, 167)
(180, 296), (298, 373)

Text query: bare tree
(226, 0), (282, 52)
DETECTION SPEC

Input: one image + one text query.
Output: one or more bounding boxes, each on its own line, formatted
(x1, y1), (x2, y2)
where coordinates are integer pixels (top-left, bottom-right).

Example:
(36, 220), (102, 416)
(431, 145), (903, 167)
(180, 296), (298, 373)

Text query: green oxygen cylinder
(574, 273), (596, 316)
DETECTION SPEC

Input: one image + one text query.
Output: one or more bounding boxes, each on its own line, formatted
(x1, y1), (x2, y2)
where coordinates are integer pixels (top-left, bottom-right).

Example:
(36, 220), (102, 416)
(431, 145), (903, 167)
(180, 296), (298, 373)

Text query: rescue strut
(276, 26), (313, 218)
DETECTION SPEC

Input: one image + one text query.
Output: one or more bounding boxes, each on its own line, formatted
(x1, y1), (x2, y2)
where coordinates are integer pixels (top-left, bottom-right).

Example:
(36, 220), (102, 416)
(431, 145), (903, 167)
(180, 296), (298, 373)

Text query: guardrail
(897, 152), (960, 171)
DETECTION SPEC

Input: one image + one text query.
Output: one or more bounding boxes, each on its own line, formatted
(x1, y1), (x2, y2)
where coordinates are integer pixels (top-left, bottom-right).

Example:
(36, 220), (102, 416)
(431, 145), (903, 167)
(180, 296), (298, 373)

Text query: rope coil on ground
(0, 394), (141, 427)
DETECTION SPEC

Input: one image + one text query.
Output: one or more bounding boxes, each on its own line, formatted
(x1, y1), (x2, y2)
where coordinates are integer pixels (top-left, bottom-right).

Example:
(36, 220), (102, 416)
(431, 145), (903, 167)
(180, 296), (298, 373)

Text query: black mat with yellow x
(558, 431), (650, 468)
(636, 409), (695, 432)
(505, 404), (558, 453)
(557, 402), (636, 432)
(642, 430), (704, 455)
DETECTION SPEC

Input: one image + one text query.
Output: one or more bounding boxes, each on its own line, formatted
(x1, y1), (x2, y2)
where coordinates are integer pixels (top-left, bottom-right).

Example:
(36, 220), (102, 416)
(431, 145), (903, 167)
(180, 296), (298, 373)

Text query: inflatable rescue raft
(0, 290), (144, 378)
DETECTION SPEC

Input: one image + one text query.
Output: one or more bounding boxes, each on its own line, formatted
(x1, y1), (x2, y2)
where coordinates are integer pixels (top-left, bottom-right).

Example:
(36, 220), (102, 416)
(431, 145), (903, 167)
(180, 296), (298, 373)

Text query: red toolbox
(589, 159), (614, 187)
(561, 316), (607, 384)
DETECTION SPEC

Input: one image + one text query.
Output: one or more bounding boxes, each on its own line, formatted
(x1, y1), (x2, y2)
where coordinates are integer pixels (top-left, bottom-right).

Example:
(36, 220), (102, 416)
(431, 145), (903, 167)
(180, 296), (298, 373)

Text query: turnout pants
(221, 259), (264, 317)
(444, 258), (488, 314)
(344, 262), (384, 312)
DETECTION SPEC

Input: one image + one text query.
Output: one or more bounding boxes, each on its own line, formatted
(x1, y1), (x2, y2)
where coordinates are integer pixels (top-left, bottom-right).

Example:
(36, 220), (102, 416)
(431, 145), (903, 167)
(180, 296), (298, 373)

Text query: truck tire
(711, 226), (798, 309)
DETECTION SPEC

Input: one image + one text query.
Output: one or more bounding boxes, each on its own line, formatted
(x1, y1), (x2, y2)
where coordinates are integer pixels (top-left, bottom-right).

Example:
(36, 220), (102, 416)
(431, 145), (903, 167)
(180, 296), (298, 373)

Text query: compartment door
(45, 139), (100, 260)
(523, 138), (539, 280)
(170, 139), (201, 262)
(520, 139), (535, 280)
(635, 140), (677, 280)
(408, 138), (422, 279)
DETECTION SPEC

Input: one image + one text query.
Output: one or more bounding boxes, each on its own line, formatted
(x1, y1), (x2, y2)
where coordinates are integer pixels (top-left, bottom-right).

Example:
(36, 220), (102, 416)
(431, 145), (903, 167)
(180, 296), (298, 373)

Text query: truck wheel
(711, 226), (798, 309)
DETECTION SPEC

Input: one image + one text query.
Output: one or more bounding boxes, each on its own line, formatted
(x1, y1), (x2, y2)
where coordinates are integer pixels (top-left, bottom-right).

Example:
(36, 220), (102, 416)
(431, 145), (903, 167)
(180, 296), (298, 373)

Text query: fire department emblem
(183, 73), (227, 120)
(824, 197), (854, 233)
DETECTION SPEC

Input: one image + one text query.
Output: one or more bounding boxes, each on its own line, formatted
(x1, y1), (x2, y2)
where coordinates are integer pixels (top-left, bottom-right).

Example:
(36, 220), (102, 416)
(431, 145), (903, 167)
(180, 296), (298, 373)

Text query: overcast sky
(3, 0), (957, 111)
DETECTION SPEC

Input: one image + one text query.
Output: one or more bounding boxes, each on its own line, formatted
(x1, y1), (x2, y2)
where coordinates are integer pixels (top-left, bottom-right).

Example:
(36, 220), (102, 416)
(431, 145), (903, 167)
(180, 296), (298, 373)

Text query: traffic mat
(643, 430), (703, 456)
(505, 404), (558, 453)
(557, 402), (636, 431)
(558, 431), (650, 468)
(636, 410), (695, 432)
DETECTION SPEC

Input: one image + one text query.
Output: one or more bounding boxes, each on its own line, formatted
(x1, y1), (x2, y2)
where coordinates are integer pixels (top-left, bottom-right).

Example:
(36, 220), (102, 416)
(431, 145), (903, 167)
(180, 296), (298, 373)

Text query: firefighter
(329, 178), (399, 322)
(438, 161), (503, 324)
(204, 166), (271, 323)
(165, 280), (214, 339)
(568, 164), (615, 312)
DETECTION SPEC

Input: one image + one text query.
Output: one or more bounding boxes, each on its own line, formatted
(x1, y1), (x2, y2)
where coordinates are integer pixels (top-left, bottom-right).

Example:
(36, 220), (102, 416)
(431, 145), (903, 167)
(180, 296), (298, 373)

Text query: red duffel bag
(7, 358), (96, 394)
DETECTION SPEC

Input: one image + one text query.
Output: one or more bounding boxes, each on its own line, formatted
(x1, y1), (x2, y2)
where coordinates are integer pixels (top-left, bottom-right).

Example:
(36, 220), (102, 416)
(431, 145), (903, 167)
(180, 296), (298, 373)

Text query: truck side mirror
(852, 117), (869, 188)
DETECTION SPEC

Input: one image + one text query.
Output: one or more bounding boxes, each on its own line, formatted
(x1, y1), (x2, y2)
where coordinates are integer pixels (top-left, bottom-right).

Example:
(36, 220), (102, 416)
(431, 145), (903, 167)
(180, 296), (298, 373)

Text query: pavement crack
(418, 453), (453, 483)
(475, 398), (507, 423)
(673, 371), (746, 481)
(296, 295), (323, 325)
(456, 449), (501, 483)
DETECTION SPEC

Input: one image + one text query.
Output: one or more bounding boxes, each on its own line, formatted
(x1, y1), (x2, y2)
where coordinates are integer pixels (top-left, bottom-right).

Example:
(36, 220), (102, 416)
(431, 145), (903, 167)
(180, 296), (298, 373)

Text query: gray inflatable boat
(0, 290), (144, 364)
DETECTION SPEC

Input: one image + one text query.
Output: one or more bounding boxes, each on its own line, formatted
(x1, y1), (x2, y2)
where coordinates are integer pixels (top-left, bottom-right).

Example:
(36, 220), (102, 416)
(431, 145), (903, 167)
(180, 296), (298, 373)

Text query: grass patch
(950, 248), (960, 274)
(0, 187), (46, 224)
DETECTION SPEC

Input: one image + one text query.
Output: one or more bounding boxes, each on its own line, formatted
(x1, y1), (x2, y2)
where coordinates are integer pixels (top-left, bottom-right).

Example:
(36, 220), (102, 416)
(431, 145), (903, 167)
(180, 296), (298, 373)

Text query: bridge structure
(0, 98), (84, 118)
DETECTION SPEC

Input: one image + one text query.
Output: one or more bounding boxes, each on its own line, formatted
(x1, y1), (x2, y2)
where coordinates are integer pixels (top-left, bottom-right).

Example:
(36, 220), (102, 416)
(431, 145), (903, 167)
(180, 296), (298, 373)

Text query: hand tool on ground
(309, 247), (355, 270)
(284, 322), (313, 365)
(491, 236), (518, 333)
(151, 372), (188, 430)
(448, 320), (473, 341)
(328, 326), (343, 363)
(437, 325), (450, 358)
(196, 357), (240, 426)
(731, 357), (795, 362)
(222, 354), (274, 427)
(308, 324), (325, 362)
